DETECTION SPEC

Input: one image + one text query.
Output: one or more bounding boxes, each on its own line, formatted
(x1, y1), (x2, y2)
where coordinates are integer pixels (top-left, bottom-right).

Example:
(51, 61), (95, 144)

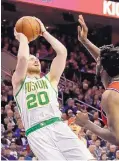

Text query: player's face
(27, 55), (41, 74)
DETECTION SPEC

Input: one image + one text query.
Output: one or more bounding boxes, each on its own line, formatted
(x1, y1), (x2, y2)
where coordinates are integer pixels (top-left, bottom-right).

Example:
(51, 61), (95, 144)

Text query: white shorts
(27, 121), (94, 161)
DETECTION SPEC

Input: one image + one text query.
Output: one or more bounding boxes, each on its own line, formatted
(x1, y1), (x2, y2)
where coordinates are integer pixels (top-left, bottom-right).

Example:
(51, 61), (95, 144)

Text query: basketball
(15, 16), (41, 42)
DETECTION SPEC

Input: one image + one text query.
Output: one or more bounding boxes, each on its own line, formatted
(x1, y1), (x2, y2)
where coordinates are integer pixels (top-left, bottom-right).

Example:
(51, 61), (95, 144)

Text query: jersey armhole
(15, 77), (26, 97)
(106, 88), (119, 93)
(44, 73), (58, 95)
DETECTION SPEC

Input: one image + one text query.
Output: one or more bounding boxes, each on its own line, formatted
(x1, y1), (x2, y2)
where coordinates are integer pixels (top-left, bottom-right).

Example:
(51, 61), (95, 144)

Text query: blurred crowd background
(1, 4), (119, 161)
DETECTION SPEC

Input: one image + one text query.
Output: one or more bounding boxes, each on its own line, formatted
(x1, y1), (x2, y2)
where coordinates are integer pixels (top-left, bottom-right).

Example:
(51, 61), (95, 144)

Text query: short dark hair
(100, 44), (119, 77)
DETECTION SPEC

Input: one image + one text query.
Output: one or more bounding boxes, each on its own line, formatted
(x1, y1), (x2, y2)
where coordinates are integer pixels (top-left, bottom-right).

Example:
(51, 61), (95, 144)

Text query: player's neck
(26, 72), (41, 79)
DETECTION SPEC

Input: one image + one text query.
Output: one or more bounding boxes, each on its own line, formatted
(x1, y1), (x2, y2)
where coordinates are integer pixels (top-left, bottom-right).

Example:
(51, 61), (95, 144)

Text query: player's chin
(34, 67), (40, 72)
(28, 66), (40, 73)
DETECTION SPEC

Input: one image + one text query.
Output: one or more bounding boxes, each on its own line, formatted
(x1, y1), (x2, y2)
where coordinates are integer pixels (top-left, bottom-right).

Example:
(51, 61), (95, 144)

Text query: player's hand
(14, 28), (28, 42)
(75, 111), (89, 127)
(78, 15), (88, 43)
(33, 17), (46, 36)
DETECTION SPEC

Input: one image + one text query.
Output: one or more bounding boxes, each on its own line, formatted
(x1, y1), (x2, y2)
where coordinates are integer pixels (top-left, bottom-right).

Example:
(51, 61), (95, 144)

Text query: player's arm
(84, 120), (118, 145)
(75, 90), (119, 145)
(43, 31), (67, 83)
(75, 112), (118, 145)
(101, 90), (119, 144)
(78, 15), (100, 61)
(34, 17), (67, 84)
(12, 29), (29, 89)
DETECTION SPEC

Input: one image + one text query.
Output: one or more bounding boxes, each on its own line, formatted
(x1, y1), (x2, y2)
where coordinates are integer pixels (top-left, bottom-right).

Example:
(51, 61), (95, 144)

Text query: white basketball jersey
(14, 75), (62, 130)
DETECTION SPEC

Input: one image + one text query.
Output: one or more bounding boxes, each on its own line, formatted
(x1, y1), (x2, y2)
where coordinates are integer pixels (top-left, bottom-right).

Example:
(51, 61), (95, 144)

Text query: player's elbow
(111, 134), (119, 146)
(113, 128), (119, 145)
(63, 47), (67, 54)
(63, 46), (67, 53)
(60, 47), (67, 57)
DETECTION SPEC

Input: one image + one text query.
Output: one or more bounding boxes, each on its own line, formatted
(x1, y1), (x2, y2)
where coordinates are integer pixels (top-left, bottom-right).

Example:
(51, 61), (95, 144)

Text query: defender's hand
(78, 15), (88, 42)
(33, 17), (46, 36)
(75, 111), (89, 127)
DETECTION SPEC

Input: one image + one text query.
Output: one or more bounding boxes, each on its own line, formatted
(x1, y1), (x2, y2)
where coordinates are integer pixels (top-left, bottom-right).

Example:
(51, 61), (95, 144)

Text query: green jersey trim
(44, 75), (58, 95)
(14, 96), (21, 113)
(15, 77), (26, 98)
(26, 117), (62, 136)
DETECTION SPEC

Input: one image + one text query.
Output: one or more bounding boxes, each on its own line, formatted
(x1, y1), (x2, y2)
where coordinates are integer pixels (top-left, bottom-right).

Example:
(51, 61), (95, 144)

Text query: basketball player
(12, 17), (94, 160)
(75, 15), (119, 145)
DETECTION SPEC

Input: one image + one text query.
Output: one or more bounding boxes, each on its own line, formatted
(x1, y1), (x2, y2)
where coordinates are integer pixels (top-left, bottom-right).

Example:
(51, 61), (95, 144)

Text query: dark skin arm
(78, 15), (100, 61)
(102, 90), (119, 144)
(75, 90), (119, 145)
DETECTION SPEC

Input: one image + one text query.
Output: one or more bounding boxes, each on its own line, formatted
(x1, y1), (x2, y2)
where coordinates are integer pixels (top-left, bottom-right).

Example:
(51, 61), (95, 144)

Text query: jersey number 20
(26, 91), (49, 109)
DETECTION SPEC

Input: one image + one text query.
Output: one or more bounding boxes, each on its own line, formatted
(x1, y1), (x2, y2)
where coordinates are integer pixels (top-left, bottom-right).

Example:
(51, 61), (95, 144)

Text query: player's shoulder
(44, 72), (56, 83)
(102, 90), (111, 99)
(12, 72), (18, 88)
(44, 73), (50, 80)
(44, 72), (58, 91)
(12, 72), (26, 96)
(102, 89), (119, 105)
